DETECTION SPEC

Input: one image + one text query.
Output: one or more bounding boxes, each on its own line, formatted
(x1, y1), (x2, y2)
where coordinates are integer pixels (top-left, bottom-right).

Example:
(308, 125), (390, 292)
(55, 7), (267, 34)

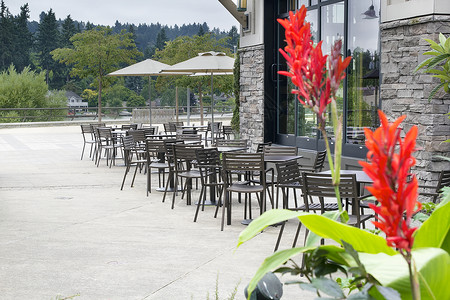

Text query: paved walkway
(0, 125), (315, 300)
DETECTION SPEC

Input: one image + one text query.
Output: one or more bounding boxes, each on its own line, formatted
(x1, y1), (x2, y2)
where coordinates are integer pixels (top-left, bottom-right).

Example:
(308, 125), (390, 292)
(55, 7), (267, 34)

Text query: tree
(153, 34), (233, 103)
(51, 26), (142, 122)
(0, 1), (14, 71)
(60, 15), (77, 48)
(36, 9), (59, 85)
(155, 28), (167, 50)
(12, 4), (32, 71)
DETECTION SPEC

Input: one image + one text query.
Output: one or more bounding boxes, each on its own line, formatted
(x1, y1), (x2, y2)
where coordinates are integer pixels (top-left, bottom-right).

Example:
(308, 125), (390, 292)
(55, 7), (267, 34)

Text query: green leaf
(426, 53), (450, 69)
(359, 248), (450, 300)
(297, 214), (397, 255)
(374, 285), (401, 300)
(244, 247), (312, 300)
(439, 33), (447, 49)
(237, 209), (305, 248)
(414, 201), (450, 253)
(427, 82), (445, 101)
(311, 277), (345, 298)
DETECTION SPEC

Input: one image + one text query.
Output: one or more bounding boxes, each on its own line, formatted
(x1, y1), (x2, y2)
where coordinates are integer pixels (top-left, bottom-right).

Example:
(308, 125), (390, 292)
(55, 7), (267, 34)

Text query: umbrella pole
(176, 86), (179, 122)
(210, 73), (214, 144)
(187, 87), (190, 125)
(148, 76), (152, 126)
(199, 84), (203, 125)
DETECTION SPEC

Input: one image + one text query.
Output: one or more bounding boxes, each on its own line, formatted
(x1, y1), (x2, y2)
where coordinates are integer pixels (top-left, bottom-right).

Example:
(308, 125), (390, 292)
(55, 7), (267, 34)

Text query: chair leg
(162, 170), (174, 203)
(292, 221), (303, 248)
(194, 185), (205, 222)
(274, 221), (286, 252)
(131, 163), (140, 187)
(121, 164), (131, 190)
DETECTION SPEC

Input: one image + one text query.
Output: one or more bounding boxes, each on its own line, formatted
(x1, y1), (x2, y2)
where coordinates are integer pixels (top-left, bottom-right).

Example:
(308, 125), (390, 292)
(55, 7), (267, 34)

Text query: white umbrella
(108, 59), (190, 125)
(161, 51), (234, 140)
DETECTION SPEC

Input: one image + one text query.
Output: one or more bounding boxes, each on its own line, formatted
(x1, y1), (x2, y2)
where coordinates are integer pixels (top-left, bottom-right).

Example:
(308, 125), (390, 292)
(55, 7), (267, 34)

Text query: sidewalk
(0, 125), (315, 300)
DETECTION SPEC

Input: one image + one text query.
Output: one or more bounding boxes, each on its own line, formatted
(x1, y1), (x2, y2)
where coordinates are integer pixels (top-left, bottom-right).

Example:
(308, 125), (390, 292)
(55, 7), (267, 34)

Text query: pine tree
(36, 9), (60, 85)
(12, 4), (32, 71)
(60, 15), (77, 48)
(0, 1), (14, 71)
(155, 28), (167, 50)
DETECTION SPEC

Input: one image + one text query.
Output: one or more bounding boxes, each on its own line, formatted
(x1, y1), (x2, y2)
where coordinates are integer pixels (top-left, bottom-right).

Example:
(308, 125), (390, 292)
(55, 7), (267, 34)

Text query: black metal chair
(171, 143), (204, 209)
(256, 142), (272, 153)
(80, 124), (96, 160)
(96, 127), (122, 168)
(206, 122), (222, 146)
(298, 149), (327, 173)
(263, 145), (298, 156)
(216, 139), (248, 148)
(274, 172), (373, 251)
(221, 125), (234, 140)
(418, 170), (450, 203)
(221, 152), (271, 230)
(275, 160), (303, 209)
(145, 139), (169, 195)
(194, 148), (224, 222)
(162, 139), (185, 203)
(120, 135), (146, 190)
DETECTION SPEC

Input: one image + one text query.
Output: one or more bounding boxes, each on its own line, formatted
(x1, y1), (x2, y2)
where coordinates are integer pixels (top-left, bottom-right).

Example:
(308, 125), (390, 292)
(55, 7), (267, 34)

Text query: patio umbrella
(160, 51), (234, 139)
(108, 59), (189, 125)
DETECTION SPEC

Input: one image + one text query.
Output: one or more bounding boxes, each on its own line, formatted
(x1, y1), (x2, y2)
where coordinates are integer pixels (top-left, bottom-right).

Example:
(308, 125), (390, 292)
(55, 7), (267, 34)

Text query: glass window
(346, 0), (380, 145)
(321, 2), (344, 140)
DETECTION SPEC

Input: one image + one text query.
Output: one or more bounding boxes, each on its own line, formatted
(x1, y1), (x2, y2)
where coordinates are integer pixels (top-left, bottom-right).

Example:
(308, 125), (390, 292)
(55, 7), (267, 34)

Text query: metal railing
(0, 105), (234, 123)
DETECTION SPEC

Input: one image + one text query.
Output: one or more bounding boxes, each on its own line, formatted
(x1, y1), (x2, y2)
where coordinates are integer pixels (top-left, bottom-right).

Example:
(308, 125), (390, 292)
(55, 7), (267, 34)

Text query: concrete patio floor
(0, 125), (316, 300)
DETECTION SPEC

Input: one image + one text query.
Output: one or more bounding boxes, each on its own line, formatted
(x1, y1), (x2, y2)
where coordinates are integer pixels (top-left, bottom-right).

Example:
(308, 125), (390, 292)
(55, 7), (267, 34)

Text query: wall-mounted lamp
(363, 1), (378, 19)
(237, 0), (247, 12)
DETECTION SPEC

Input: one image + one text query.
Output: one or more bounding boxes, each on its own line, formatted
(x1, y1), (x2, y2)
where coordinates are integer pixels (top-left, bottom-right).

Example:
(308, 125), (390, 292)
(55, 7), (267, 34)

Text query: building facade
(235, 0), (450, 185)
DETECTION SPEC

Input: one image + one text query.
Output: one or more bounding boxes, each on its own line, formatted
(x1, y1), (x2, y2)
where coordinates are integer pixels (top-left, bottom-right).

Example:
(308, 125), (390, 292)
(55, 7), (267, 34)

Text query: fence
(0, 105), (234, 123)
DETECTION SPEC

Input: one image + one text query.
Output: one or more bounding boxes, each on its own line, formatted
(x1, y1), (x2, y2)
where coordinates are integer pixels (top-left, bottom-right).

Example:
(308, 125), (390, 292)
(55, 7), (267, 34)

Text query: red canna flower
(360, 110), (421, 252)
(277, 6), (351, 128)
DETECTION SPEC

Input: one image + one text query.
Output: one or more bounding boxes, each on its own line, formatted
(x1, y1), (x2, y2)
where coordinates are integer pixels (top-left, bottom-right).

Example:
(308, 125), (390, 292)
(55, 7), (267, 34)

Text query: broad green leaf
(244, 247), (312, 300)
(414, 201), (450, 253)
(432, 74), (450, 81)
(427, 53), (450, 68)
(359, 248), (450, 300)
(428, 82), (445, 101)
(311, 277), (345, 298)
(439, 33), (447, 48)
(237, 209), (305, 248)
(298, 214), (397, 255)
(422, 51), (439, 56)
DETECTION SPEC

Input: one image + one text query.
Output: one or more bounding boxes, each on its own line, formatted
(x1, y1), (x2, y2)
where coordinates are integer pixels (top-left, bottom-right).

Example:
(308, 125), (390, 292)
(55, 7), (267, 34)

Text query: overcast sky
(5, 0), (239, 31)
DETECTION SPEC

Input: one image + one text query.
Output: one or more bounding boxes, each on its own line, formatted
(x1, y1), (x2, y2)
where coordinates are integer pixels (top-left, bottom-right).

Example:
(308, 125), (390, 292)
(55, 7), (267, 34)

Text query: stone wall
(239, 44), (265, 151)
(380, 15), (450, 190)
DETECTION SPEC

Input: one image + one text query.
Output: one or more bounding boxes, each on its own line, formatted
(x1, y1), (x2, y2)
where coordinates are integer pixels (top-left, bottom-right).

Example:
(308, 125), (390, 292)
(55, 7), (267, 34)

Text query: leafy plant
(414, 33), (450, 100)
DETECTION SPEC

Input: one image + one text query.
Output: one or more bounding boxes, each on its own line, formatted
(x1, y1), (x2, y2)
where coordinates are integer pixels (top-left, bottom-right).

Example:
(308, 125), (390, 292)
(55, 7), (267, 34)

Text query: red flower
(277, 6), (351, 127)
(360, 110), (421, 252)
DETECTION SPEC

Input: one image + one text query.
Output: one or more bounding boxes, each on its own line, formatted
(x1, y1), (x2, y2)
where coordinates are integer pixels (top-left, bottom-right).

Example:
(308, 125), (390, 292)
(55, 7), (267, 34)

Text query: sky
(5, 0), (239, 31)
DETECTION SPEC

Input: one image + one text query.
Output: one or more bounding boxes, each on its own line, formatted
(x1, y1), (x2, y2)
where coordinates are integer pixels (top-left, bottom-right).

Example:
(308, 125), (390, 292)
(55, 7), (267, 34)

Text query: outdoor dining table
(318, 169), (373, 214)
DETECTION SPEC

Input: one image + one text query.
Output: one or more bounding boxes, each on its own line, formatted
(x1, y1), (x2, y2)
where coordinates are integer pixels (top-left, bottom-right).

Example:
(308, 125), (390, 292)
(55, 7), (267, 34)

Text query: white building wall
(381, 0), (450, 23)
(240, 0), (264, 48)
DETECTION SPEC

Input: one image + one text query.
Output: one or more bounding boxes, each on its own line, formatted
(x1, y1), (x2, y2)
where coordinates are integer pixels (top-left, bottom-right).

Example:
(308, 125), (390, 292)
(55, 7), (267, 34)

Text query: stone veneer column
(239, 44), (265, 151)
(380, 15), (450, 189)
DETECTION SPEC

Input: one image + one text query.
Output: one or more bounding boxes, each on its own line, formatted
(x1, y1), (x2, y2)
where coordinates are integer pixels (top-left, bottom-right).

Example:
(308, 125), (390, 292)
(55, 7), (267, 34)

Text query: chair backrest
(302, 172), (358, 199)
(163, 123), (173, 133)
(256, 142), (273, 153)
(176, 134), (202, 142)
(121, 135), (136, 151)
(222, 152), (264, 173)
(313, 150), (327, 172)
(122, 124), (138, 130)
(196, 148), (221, 168)
(169, 121), (183, 132)
(145, 139), (166, 162)
(216, 139), (248, 148)
(163, 139), (184, 163)
(173, 143), (204, 170)
(142, 127), (157, 136)
(207, 122), (221, 131)
(181, 129), (198, 134)
(264, 145), (297, 156)
(276, 160), (302, 185)
(81, 124), (93, 134)
(437, 170), (450, 191)
(97, 127), (113, 141)
(127, 130), (146, 144)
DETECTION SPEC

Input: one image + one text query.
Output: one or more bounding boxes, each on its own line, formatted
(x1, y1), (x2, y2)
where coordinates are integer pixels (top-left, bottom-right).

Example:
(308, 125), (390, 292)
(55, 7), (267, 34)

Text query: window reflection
(347, 0), (380, 144)
(321, 2), (344, 140)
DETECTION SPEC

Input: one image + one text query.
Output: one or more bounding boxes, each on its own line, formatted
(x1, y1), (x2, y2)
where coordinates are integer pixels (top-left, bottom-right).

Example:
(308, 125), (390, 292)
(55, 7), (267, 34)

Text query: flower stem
(320, 129), (344, 216)
(404, 251), (421, 300)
